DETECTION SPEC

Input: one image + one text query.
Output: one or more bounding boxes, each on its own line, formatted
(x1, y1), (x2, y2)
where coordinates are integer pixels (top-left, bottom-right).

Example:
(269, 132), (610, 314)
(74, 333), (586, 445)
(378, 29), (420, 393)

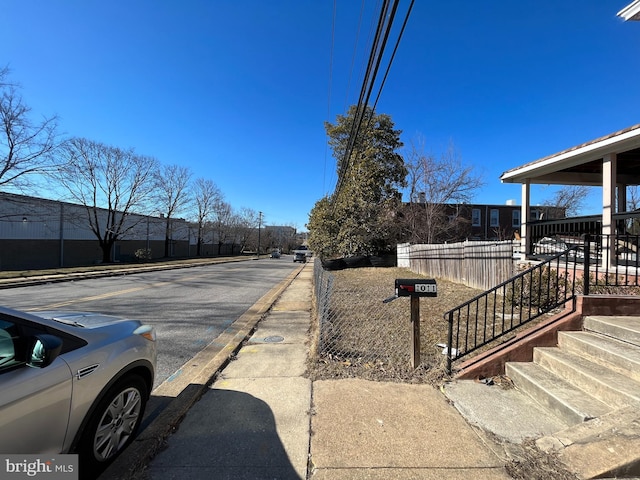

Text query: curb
(0, 257), (252, 289)
(98, 263), (307, 480)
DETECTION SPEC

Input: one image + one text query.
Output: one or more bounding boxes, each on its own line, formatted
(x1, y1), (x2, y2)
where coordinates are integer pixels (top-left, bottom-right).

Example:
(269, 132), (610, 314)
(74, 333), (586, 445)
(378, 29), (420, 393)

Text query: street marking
(166, 369), (183, 382)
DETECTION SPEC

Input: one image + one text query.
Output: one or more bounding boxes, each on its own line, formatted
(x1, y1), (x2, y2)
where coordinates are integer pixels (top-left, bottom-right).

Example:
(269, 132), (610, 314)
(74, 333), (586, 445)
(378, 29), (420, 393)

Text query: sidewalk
(107, 261), (513, 479)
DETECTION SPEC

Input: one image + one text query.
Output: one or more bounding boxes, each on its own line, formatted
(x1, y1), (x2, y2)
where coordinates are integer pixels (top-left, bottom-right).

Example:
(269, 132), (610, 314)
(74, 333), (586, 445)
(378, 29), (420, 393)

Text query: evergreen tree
(308, 106), (406, 258)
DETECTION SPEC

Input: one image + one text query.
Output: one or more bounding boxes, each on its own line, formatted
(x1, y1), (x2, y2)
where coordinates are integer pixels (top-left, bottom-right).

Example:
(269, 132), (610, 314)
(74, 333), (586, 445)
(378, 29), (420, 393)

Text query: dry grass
(307, 266), (484, 384)
(308, 266), (571, 384)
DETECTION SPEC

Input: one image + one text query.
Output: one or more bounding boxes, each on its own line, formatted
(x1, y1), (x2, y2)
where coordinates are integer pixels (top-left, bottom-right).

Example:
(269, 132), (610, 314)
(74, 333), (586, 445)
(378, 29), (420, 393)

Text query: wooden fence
(400, 240), (517, 290)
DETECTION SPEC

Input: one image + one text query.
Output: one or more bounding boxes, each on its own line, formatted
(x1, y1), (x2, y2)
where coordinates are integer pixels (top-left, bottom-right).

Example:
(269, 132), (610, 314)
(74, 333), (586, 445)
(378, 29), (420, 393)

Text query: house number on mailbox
(414, 283), (437, 294)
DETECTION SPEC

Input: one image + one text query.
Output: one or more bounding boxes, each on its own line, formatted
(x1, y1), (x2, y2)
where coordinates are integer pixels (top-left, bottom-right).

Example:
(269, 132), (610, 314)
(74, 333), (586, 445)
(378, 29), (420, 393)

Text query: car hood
(31, 310), (139, 328)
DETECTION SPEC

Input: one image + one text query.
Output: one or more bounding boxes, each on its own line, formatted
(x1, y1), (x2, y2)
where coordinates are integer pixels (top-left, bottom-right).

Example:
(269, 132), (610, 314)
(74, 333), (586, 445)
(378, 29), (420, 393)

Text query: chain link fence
(309, 260), (466, 383)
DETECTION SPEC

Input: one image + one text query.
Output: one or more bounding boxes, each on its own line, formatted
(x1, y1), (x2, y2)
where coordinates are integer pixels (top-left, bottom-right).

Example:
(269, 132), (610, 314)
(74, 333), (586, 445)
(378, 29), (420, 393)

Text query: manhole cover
(263, 335), (284, 343)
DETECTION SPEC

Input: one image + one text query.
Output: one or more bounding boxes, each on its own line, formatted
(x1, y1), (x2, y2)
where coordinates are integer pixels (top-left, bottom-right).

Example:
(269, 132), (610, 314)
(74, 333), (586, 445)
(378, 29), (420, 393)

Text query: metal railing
(444, 232), (640, 374)
(444, 247), (580, 374)
(530, 232), (640, 291)
(581, 233), (640, 293)
(528, 211), (640, 255)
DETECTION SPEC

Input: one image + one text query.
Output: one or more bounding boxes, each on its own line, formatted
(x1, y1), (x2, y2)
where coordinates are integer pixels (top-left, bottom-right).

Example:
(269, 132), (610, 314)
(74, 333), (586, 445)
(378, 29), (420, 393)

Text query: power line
(327, 0), (414, 209)
(323, 0), (338, 196)
(371, 0), (414, 113)
(334, 0), (396, 201)
(344, 0), (368, 114)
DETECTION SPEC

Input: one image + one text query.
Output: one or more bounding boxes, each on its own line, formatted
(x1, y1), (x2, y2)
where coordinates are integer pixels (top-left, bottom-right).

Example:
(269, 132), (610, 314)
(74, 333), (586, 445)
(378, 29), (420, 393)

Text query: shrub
(134, 248), (152, 261)
(506, 266), (571, 310)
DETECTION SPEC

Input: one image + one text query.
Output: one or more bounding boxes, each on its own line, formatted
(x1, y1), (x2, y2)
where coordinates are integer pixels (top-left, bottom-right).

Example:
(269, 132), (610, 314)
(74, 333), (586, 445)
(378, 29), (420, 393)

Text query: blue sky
(2, 1), (639, 231)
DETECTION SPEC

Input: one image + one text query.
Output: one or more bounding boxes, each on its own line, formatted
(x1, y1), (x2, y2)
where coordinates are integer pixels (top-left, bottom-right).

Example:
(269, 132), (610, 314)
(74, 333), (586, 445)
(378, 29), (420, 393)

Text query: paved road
(0, 258), (300, 389)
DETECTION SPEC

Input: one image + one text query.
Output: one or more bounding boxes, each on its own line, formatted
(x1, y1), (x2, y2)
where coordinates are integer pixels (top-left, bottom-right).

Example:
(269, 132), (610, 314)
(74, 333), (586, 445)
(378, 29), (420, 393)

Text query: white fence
(398, 240), (517, 290)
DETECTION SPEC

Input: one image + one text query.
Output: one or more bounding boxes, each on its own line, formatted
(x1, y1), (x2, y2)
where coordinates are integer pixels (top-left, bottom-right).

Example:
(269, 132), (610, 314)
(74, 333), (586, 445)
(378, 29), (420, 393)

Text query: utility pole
(257, 211), (263, 258)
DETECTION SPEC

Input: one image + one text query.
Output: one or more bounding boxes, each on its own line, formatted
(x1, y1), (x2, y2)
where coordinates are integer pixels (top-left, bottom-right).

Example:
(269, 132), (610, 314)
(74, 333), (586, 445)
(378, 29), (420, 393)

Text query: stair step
(559, 331), (640, 383)
(534, 347), (640, 408)
(583, 315), (640, 347)
(536, 405), (640, 479)
(505, 361), (611, 425)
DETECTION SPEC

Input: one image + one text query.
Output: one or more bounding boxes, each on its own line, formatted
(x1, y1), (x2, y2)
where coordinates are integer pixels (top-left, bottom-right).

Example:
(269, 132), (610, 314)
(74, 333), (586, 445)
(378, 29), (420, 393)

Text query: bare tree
(626, 186), (640, 234)
(542, 185), (591, 216)
(0, 66), (59, 190)
(153, 164), (192, 257)
(192, 177), (222, 256)
(57, 137), (158, 263)
(212, 200), (233, 255)
(627, 186), (640, 211)
(404, 139), (483, 243)
(234, 207), (260, 253)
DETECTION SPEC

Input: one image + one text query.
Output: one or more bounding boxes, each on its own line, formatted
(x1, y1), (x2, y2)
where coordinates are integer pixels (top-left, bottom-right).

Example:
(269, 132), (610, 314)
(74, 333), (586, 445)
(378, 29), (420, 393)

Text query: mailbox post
(393, 279), (437, 369)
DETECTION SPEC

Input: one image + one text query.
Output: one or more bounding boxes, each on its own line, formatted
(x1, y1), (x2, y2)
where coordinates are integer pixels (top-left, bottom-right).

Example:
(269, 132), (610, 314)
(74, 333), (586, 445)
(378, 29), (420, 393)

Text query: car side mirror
(27, 334), (63, 368)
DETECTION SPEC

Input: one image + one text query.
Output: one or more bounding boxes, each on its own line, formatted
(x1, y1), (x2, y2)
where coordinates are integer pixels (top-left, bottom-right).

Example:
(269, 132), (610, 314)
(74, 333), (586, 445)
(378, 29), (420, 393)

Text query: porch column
(521, 181), (531, 257)
(603, 153), (617, 268)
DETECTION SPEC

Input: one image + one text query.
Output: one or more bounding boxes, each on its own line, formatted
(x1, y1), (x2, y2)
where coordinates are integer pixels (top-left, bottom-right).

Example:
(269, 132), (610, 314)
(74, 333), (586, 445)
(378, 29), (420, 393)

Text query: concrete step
(505, 361), (611, 425)
(534, 347), (640, 409)
(583, 315), (640, 347)
(536, 404), (640, 479)
(558, 330), (640, 383)
(504, 316), (640, 478)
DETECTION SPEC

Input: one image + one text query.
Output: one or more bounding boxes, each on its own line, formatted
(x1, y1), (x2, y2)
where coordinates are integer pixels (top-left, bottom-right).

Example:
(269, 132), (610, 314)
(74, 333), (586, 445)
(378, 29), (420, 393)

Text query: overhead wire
(343, 0), (368, 114)
(323, 0), (338, 196)
(370, 0), (414, 114)
(326, 0), (414, 213)
(334, 0), (398, 202)
(333, 0), (392, 201)
(328, 0), (379, 198)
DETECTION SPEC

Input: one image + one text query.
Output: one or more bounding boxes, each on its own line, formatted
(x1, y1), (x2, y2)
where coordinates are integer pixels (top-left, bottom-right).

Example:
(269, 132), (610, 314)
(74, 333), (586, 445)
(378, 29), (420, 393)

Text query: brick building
(404, 200), (565, 243)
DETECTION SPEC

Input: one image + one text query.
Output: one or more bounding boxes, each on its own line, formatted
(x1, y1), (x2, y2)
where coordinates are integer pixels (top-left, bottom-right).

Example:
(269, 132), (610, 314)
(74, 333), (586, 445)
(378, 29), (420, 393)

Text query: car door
(0, 318), (73, 454)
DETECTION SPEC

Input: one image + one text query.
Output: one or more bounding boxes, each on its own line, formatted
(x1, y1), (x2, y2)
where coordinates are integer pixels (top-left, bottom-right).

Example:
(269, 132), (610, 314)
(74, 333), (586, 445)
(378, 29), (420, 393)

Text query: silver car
(0, 306), (156, 476)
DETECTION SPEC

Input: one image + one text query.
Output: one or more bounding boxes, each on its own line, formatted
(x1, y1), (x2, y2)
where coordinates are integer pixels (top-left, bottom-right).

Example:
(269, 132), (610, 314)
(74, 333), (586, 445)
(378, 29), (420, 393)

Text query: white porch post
(521, 181), (531, 257)
(602, 153), (617, 268)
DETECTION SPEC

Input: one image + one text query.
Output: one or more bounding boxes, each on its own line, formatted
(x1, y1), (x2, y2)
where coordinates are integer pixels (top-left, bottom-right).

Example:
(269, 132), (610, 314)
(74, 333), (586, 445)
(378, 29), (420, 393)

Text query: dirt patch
(504, 439), (580, 480)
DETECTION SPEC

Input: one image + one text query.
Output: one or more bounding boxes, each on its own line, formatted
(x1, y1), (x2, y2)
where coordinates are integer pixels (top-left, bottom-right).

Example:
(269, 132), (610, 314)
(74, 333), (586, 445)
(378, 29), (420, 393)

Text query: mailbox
(395, 278), (437, 297)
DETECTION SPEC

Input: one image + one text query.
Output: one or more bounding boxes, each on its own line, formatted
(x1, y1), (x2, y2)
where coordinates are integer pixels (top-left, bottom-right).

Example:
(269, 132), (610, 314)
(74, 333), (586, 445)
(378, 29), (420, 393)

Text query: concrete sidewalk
(132, 261), (511, 479)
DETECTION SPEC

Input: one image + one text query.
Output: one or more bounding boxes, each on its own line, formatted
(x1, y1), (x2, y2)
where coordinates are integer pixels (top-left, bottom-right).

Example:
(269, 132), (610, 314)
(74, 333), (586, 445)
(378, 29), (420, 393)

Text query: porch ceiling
(500, 124), (640, 186)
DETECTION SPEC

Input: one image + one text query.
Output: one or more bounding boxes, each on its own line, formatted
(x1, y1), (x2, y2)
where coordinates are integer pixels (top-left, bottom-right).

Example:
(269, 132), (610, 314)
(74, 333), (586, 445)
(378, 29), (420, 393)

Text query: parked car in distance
(293, 245), (312, 262)
(270, 249), (281, 259)
(0, 306), (157, 477)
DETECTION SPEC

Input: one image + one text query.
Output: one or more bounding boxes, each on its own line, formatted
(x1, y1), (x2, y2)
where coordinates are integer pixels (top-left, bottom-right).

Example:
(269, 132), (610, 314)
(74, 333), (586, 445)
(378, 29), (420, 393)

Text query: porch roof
(618, 0), (640, 21)
(500, 123), (640, 186)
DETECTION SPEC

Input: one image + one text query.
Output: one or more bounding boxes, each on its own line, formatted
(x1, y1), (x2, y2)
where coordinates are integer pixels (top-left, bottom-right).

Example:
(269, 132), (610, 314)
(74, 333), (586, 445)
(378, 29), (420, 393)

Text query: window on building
(530, 210), (541, 221)
(512, 210), (521, 227)
(471, 209), (481, 226)
(490, 209), (500, 227)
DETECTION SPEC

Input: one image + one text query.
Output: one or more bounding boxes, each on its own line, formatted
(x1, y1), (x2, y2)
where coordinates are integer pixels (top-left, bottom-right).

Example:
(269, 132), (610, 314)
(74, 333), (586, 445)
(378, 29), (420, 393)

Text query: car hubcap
(93, 387), (142, 461)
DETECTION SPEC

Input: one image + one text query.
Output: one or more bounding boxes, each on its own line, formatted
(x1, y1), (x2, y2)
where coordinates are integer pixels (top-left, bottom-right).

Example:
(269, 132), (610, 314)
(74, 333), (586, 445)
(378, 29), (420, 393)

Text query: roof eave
(618, 0), (640, 21)
(500, 126), (640, 184)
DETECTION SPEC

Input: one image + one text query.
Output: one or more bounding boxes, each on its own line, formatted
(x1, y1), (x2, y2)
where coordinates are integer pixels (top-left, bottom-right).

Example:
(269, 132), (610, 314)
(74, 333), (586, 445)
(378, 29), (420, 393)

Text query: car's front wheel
(79, 374), (148, 475)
